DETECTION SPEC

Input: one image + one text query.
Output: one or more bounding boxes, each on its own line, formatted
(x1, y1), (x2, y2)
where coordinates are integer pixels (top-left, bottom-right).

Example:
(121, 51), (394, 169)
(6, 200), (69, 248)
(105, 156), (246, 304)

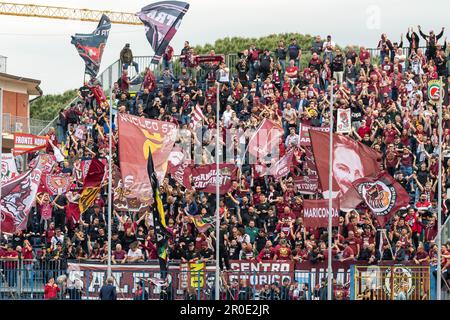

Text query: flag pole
(0, 88), (3, 239)
(327, 84), (334, 300)
(107, 86), (113, 279)
(437, 76), (443, 300)
(215, 81), (220, 300)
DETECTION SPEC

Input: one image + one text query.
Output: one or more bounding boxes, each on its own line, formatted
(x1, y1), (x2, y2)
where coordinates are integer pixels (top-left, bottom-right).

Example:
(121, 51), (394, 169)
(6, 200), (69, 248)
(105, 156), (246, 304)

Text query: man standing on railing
(418, 25), (445, 61)
(163, 45), (174, 75)
(120, 43), (139, 74)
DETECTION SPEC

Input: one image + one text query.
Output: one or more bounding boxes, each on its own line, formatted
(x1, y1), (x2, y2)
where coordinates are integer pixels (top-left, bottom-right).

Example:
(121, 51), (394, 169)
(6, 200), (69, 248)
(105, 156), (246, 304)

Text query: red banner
(191, 164), (237, 194)
(294, 175), (319, 194)
(310, 131), (381, 198)
(298, 123), (330, 146)
(353, 171), (410, 228)
(118, 113), (177, 198)
(13, 133), (48, 155)
(302, 199), (340, 228)
(247, 119), (284, 162)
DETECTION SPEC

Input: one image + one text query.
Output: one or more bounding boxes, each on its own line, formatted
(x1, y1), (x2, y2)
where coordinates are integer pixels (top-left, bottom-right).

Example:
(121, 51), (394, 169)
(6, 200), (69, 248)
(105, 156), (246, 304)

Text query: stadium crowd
(2, 26), (450, 299)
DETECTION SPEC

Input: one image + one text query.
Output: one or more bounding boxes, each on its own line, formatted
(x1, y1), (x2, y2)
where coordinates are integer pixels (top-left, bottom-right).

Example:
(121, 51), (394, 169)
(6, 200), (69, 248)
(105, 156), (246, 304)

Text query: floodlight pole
(327, 84), (334, 301)
(215, 82), (221, 300)
(437, 77), (443, 300)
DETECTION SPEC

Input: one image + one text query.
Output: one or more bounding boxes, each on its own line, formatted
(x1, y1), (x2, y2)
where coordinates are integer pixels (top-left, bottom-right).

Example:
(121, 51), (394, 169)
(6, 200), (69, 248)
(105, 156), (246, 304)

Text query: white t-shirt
(127, 248), (143, 259)
(223, 109), (233, 127)
(218, 68), (230, 82)
(322, 41), (336, 53)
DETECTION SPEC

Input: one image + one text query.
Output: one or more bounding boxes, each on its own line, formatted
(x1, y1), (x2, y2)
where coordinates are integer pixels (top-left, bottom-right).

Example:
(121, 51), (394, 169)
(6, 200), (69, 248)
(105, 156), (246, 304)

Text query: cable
(0, 29), (143, 37)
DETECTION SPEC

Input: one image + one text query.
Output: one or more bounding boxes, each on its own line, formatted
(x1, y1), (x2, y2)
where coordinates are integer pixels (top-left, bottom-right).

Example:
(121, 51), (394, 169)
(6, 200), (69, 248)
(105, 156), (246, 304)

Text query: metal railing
(0, 55), (6, 73)
(1, 113), (54, 135)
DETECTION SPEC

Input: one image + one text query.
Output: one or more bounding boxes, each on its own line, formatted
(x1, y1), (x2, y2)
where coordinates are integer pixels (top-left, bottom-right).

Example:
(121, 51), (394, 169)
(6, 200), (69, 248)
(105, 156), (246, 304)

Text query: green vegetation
(193, 32), (360, 68)
(193, 33), (318, 54)
(30, 89), (77, 121)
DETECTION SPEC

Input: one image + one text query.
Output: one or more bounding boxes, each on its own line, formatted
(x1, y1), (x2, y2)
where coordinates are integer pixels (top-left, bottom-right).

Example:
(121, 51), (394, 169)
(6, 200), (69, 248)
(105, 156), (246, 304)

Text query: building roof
(0, 72), (42, 96)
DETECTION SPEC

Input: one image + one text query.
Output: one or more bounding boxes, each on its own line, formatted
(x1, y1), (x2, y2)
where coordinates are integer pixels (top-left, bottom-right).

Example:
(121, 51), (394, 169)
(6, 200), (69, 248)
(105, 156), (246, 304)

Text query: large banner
(310, 131), (381, 198)
(0, 156), (44, 233)
(227, 261), (295, 289)
(118, 113), (177, 198)
(302, 199), (340, 228)
(71, 14), (111, 77)
(13, 133), (47, 155)
(1, 153), (18, 183)
(353, 171), (410, 228)
(67, 262), (215, 300)
(247, 119), (284, 162)
(137, 1), (190, 64)
(336, 108), (351, 133)
(191, 164), (237, 194)
(298, 123), (330, 146)
(66, 261), (429, 300)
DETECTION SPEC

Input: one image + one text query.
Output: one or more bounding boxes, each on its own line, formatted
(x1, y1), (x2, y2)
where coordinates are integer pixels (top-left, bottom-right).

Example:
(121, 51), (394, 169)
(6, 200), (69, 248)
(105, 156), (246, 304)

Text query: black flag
(147, 146), (170, 277)
(71, 14), (111, 77)
(137, 1), (190, 64)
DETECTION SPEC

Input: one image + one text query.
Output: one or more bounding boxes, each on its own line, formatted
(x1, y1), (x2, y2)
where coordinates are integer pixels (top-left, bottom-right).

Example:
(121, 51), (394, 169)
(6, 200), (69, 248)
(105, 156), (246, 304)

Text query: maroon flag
(252, 163), (269, 179)
(302, 199), (340, 229)
(1, 166), (43, 233)
(42, 174), (72, 196)
(168, 159), (193, 190)
(247, 119), (284, 162)
(191, 164), (237, 194)
(353, 171), (410, 228)
(268, 147), (295, 181)
(310, 131), (381, 198)
(83, 158), (105, 188)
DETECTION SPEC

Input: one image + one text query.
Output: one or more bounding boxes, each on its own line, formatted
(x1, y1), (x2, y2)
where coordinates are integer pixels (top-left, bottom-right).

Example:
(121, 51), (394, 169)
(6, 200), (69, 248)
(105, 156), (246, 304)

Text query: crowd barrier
(0, 258), (445, 300)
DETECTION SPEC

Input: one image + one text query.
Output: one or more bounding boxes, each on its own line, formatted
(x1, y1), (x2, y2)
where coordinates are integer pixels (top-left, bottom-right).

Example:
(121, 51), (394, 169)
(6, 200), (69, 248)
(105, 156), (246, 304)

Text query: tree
(30, 89), (77, 120)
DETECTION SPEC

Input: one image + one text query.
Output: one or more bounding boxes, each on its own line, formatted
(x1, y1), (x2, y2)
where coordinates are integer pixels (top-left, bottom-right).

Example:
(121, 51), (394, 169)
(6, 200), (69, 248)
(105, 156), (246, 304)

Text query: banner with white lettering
(302, 199), (340, 228)
(298, 123), (330, 146)
(13, 133), (48, 155)
(191, 164), (237, 194)
(227, 261), (294, 289)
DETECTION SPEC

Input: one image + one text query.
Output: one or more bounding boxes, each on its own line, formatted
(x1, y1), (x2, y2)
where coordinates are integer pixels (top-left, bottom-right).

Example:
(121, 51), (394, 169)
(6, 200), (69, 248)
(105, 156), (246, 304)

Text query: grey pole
(215, 82), (221, 300)
(107, 87), (113, 279)
(437, 77), (443, 300)
(0, 88), (3, 238)
(327, 84), (334, 300)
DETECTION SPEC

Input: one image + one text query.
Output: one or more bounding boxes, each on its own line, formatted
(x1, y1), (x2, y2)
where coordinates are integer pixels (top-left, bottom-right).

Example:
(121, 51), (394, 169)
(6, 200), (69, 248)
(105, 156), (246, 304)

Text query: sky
(1, 0), (450, 95)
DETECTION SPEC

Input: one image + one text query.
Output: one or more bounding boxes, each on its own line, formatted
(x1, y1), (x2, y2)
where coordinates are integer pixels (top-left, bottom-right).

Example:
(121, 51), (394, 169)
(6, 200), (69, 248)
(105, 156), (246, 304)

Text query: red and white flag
(42, 174), (72, 196)
(268, 147), (295, 181)
(189, 104), (205, 129)
(247, 119), (284, 162)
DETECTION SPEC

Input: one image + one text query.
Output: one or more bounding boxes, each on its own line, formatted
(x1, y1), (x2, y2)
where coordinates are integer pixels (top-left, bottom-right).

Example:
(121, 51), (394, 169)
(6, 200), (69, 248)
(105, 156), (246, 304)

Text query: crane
(0, 1), (143, 25)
